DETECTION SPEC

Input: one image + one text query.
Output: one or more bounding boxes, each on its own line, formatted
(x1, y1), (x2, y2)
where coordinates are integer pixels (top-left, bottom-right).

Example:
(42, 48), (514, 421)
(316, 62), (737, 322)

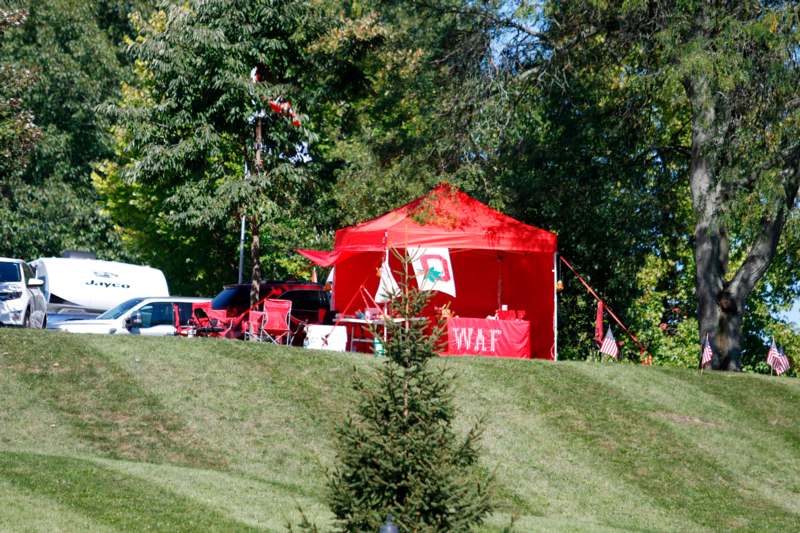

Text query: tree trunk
(687, 74), (739, 370)
(249, 117), (264, 307)
(250, 214), (261, 307)
(687, 71), (800, 370)
(695, 276), (744, 371)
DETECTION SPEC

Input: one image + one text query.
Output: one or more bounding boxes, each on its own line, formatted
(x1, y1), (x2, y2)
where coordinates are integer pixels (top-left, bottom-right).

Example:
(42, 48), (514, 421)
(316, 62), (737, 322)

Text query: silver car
(57, 296), (211, 335)
(0, 257), (47, 328)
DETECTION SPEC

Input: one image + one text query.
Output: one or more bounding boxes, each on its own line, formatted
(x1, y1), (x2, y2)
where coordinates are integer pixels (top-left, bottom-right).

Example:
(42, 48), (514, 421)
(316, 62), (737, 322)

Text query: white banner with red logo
(407, 247), (456, 297)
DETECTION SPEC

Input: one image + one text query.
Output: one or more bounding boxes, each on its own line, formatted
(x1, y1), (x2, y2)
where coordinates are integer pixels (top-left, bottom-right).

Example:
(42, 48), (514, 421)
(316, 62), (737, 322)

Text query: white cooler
(304, 325), (348, 352)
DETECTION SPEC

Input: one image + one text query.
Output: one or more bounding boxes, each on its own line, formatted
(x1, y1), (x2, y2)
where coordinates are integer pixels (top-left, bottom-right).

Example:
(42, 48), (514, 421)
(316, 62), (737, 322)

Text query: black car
(211, 280), (332, 327)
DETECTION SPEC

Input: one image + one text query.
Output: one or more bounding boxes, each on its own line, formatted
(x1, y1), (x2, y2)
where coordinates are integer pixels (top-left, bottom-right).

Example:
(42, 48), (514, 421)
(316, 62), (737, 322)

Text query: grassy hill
(1, 329), (799, 532)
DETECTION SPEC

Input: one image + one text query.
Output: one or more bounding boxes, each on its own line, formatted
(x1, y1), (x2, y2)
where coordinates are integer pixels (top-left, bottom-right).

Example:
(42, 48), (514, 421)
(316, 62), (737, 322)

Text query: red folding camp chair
(191, 302), (238, 338)
(243, 310), (266, 341)
(173, 303), (195, 337)
(262, 299), (292, 344)
(189, 300), (211, 326)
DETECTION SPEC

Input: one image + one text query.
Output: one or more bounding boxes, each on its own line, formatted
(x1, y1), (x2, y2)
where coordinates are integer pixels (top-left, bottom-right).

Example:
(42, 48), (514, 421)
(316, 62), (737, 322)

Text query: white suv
(0, 257), (47, 328)
(57, 296), (210, 336)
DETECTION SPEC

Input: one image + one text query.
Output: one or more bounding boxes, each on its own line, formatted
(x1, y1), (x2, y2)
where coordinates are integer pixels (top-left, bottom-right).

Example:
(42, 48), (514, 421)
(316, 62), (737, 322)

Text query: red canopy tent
(298, 184), (558, 359)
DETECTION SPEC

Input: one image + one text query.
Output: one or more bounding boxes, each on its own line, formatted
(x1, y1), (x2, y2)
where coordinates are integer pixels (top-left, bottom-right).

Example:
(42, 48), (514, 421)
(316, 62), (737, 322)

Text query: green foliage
(8, 0), (122, 185)
(304, 1), (502, 224)
(481, 0), (800, 366)
(328, 277), (492, 531)
(98, 1), (325, 293)
(0, 0), (128, 261)
(0, 7), (39, 179)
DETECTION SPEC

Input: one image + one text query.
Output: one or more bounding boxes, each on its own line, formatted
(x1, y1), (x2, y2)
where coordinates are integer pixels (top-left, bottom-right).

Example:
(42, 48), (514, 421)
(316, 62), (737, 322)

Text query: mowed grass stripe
(576, 365), (800, 515)
(94, 457), (335, 531)
(480, 361), (800, 531)
(78, 334), (367, 488)
(448, 359), (694, 532)
(459, 359), (707, 531)
(668, 370), (800, 452)
(0, 452), (256, 532)
(3, 330), (800, 532)
(0, 477), (115, 532)
(0, 332), (224, 468)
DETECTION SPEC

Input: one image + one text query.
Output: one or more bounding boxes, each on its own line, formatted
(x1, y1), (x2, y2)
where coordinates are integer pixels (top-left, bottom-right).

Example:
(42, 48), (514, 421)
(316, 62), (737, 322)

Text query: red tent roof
(299, 185), (556, 265)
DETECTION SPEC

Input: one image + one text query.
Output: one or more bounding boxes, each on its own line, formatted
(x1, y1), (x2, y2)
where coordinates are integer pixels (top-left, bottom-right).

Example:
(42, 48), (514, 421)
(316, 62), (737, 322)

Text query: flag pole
(770, 337), (775, 376)
(700, 332), (704, 374)
(699, 333), (711, 375)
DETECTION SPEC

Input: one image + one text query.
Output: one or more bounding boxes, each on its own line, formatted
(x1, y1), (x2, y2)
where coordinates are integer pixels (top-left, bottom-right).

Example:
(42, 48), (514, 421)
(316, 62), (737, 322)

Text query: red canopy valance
(300, 184), (556, 266)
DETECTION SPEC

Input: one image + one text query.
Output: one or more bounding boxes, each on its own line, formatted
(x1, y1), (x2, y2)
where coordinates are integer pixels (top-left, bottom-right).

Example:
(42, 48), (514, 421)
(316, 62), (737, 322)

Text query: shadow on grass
(480, 362), (800, 531)
(0, 332), (224, 468)
(0, 452), (256, 532)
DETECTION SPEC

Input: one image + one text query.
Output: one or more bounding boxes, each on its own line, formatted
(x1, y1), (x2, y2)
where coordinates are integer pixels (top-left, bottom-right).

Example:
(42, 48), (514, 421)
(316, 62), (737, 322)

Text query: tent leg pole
(497, 254), (503, 310)
(553, 252), (558, 361)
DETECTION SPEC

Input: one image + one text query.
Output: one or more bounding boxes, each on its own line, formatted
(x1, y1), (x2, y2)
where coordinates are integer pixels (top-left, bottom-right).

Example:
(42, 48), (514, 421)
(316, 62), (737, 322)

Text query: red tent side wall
(333, 252), (384, 315)
(332, 249), (555, 360)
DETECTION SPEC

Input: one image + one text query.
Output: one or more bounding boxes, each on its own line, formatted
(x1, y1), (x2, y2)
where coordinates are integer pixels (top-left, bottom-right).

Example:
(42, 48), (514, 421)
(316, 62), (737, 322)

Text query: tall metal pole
(238, 161), (249, 284)
(238, 215), (246, 284)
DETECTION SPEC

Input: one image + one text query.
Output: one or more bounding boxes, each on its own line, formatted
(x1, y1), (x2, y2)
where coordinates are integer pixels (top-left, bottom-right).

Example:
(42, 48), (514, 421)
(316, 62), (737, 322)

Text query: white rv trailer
(30, 257), (169, 327)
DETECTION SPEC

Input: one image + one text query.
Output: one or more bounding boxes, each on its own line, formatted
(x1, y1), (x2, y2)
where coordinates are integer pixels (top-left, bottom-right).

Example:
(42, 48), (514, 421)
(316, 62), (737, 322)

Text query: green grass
(1, 330), (799, 531)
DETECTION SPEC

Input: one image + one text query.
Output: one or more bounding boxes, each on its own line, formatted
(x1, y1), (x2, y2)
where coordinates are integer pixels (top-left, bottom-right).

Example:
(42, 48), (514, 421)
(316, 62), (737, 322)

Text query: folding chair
(192, 305), (236, 337)
(243, 310), (266, 341)
(262, 299), (292, 344)
(207, 308), (238, 337)
(173, 303), (194, 337)
(189, 301), (212, 328)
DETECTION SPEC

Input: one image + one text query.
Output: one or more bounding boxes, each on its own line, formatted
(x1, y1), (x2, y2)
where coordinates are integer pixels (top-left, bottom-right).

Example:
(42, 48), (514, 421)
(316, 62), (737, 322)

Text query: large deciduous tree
(522, 1), (800, 369)
(101, 1), (317, 297)
(305, 0), (505, 224)
(0, 8), (39, 178)
(0, 0), (132, 261)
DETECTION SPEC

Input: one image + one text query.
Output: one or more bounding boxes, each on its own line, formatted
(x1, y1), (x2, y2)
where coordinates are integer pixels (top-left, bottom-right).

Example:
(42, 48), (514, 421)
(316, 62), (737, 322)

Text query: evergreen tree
(328, 272), (492, 532)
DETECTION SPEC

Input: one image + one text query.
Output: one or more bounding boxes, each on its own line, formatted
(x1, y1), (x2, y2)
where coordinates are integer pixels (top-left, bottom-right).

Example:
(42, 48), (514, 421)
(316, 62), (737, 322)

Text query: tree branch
(729, 163), (800, 302)
(411, 0), (546, 40)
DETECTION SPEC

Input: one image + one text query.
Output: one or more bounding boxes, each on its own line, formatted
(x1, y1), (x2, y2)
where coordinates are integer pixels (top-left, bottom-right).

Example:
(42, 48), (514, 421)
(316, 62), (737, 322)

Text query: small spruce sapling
(327, 251), (493, 531)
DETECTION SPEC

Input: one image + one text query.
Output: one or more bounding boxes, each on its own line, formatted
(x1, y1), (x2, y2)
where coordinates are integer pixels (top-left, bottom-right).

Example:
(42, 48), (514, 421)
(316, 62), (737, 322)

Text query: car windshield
(0, 262), (21, 282)
(97, 297), (145, 320)
(212, 286), (249, 310)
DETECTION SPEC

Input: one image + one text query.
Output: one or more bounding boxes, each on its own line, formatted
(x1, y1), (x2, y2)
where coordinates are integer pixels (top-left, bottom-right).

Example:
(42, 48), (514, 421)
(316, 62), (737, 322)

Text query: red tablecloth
(445, 317), (531, 358)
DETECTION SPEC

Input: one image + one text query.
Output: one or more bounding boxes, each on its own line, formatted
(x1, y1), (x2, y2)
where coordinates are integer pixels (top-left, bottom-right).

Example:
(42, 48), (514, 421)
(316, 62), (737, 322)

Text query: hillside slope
(1, 330), (799, 532)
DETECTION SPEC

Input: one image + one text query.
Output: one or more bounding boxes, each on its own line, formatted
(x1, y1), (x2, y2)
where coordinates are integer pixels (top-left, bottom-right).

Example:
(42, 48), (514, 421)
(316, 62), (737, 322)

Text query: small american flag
(767, 339), (790, 375)
(701, 334), (713, 369)
(600, 326), (619, 359)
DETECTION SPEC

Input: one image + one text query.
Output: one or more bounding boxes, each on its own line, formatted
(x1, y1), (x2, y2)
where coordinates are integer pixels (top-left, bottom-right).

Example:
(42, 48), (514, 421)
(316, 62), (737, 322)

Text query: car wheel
(42, 315), (47, 329)
(23, 309), (30, 328)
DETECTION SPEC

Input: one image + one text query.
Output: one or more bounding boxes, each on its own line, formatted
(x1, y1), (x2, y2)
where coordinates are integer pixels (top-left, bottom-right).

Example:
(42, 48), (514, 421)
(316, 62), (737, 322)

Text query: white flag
(407, 247), (456, 297)
(375, 250), (400, 304)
